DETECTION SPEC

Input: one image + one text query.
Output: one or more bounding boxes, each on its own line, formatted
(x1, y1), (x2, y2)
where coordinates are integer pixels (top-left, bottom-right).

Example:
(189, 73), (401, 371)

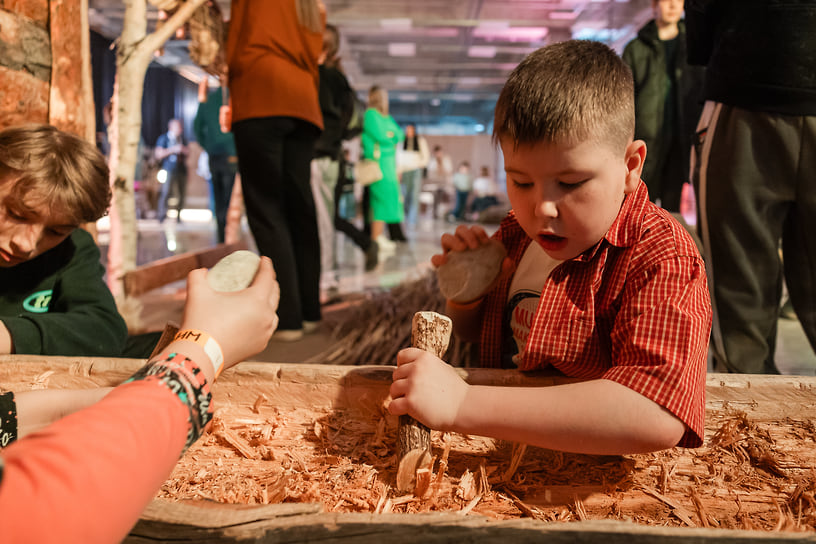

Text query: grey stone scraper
(436, 239), (507, 303)
(207, 250), (261, 292)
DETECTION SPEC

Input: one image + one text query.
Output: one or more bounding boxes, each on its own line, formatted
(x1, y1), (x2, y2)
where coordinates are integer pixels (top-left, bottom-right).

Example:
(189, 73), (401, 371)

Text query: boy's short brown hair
(494, 40), (635, 152)
(0, 123), (111, 224)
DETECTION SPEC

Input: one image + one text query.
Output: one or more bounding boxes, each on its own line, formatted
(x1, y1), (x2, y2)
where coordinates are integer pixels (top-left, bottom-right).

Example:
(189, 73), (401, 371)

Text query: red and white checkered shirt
(479, 181), (711, 447)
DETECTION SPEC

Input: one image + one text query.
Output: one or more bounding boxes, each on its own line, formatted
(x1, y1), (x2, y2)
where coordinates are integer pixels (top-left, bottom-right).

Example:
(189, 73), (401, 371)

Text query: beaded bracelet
(124, 353), (213, 452)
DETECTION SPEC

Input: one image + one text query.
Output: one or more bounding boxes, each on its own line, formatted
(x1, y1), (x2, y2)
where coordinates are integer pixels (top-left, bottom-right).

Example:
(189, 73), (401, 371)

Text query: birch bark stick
(396, 311), (452, 493)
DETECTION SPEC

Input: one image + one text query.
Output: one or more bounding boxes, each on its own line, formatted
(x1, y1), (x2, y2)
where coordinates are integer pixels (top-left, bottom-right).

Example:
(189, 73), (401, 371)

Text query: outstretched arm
(389, 349), (686, 455)
(0, 257), (279, 544)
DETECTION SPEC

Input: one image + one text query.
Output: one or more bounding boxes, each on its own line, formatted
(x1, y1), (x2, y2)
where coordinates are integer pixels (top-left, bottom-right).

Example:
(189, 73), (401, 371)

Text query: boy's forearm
(452, 379), (686, 455)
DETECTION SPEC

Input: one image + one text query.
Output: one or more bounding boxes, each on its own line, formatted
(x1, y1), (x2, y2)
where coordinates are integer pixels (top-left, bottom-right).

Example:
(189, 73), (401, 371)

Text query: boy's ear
(623, 139), (647, 194)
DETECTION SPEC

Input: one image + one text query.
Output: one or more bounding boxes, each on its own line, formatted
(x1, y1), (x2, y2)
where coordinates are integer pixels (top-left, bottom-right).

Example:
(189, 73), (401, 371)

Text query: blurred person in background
(469, 165), (501, 219)
(194, 78), (238, 244)
(622, 0), (704, 212)
(425, 144), (453, 219)
(154, 118), (189, 223)
(449, 161), (473, 222)
(361, 85), (404, 255)
(397, 124), (430, 229)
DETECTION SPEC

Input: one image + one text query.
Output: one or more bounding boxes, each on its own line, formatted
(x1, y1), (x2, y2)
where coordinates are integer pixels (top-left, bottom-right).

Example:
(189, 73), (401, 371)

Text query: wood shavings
(414, 467), (432, 499)
(212, 419), (261, 460)
(502, 442), (527, 483)
(456, 469), (477, 501)
(30, 370), (55, 390)
(155, 399), (816, 533)
(573, 495), (589, 521)
(640, 486), (697, 527)
(252, 394), (267, 414)
(458, 494), (482, 516)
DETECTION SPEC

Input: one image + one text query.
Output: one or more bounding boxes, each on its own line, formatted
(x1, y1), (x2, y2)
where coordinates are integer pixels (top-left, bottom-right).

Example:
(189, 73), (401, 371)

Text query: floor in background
(97, 212), (816, 375)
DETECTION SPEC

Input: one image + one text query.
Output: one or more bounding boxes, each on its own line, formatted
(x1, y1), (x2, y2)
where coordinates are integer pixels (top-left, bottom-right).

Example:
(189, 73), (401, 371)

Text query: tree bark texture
(106, 0), (206, 305)
(396, 311), (452, 493)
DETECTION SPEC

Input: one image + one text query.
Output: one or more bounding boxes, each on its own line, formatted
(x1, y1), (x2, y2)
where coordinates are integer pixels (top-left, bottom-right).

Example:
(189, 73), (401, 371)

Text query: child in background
(0, 124), (128, 357)
(389, 40), (711, 455)
(469, 165), (501, 219)
(449, 161), (472, 221)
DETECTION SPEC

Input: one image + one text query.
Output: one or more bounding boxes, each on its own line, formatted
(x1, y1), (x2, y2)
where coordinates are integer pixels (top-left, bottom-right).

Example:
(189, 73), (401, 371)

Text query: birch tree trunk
(107, 0), (207, 313)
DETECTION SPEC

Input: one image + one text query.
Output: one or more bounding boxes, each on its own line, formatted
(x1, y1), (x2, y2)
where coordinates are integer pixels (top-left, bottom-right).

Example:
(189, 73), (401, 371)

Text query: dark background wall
(91, 30), (198, 147)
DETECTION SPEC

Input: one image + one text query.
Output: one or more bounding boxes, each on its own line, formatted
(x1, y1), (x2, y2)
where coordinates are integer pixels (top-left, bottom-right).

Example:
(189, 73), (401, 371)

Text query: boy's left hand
(388, 347), (468, 431)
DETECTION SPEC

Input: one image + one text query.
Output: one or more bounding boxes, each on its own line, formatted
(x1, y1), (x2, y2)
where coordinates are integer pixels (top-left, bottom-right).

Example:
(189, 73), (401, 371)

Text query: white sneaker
(303, 320), (321, 334)
(274, 329), (304, 342)
(376, 235), (396, 252)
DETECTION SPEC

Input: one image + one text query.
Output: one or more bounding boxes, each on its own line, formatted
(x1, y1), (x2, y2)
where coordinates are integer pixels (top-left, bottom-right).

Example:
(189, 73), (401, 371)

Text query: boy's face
(0, 179), (77, 267)
(501, 136), (645, 261)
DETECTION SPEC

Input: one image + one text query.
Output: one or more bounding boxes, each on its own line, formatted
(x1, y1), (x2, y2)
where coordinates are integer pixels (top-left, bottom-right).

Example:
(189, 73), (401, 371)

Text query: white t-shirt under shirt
(503, 242), (562, 367)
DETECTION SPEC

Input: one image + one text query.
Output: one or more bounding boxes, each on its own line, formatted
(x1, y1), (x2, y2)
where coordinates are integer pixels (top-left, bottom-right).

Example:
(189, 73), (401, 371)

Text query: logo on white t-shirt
(503, 243), (561, 367)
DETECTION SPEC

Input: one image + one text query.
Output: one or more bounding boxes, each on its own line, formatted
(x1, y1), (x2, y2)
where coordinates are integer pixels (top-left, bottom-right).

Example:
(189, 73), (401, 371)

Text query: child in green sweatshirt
(0, 124), (127, 356)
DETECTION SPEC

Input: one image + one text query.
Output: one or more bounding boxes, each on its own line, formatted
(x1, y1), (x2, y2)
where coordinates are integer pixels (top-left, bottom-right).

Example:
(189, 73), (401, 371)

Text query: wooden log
(3, 357), (816, 541)
(122, 241), (248, 297)
(396, 311), (452, 493)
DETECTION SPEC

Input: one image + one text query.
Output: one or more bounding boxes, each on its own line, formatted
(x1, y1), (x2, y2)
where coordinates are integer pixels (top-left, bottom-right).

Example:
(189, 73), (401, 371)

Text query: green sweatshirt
(0, 229), (127, 356)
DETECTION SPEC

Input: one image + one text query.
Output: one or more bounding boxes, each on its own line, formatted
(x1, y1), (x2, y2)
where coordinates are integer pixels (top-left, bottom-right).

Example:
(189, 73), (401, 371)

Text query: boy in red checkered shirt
(389, 40), (711, 454)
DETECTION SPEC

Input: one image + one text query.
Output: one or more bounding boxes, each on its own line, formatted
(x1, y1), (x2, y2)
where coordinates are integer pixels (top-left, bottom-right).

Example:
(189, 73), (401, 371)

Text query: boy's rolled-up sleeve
(2, 229), (128, 357)
(603, 254), (711, 448)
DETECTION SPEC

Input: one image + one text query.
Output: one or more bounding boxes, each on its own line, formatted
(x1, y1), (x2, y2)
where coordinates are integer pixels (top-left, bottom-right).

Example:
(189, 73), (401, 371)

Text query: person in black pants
(194, 79), (238, 243)
(226, 0), (324, 341)
(687, 0), (816, 374)
(333, 152), (378, 270)
(231, 118), (322, 340)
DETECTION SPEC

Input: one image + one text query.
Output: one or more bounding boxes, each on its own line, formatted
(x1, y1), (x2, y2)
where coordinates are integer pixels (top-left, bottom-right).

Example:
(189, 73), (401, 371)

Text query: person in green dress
(361, 86), (405, 253)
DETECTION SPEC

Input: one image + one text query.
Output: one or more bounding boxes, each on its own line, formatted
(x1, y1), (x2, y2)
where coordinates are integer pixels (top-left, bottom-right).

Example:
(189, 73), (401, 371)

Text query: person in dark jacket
(194, 79), (238, 243)
(154, 118), (189, 223)
(312, 24), (378, 274)
(686, 0), (816, 374)
(622, 0), (704, 212)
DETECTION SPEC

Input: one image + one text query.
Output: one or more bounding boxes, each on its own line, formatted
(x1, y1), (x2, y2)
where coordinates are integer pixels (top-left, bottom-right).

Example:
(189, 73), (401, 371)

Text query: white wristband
(173, 329), (224, 377)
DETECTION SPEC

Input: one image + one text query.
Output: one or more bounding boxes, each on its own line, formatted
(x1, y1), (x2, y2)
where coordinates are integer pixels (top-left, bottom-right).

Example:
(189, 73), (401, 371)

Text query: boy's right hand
(432, 225), (514, 300)
(388, 347), (469, 431)
(431, 224), (492, 268)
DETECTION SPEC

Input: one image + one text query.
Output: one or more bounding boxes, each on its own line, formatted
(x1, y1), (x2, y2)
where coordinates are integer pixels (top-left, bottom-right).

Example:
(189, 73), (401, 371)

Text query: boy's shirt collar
(588, 178), (649, 258)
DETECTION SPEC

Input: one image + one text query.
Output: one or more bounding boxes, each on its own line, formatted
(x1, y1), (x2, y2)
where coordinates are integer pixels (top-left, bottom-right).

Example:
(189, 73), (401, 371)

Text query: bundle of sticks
(307, 272), (479, 367)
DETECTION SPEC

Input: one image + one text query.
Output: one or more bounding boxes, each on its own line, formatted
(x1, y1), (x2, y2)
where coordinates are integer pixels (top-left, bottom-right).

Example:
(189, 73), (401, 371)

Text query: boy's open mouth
(537, 233), (567, 251)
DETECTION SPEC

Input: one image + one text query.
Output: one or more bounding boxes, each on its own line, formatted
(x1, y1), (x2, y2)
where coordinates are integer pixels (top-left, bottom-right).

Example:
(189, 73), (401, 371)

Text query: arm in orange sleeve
(0, 379), (190, 544)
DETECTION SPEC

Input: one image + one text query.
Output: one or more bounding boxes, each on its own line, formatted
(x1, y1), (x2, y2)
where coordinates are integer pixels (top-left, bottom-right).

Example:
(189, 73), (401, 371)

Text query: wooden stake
(396, 311), (452, 493)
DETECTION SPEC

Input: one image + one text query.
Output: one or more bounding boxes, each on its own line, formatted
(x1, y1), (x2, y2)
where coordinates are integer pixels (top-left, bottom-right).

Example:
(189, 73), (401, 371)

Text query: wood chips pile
(158, 397), (816, 533)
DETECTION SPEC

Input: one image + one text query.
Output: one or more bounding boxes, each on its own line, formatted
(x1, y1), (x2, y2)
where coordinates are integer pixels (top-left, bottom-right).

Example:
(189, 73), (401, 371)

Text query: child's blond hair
(493, 40), (635, 153)
(0, 124), (111, 224)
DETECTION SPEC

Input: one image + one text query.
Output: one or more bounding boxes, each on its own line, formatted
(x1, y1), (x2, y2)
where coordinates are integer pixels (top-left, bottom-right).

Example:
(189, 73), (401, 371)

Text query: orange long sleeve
(0, 380), (189, 544)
